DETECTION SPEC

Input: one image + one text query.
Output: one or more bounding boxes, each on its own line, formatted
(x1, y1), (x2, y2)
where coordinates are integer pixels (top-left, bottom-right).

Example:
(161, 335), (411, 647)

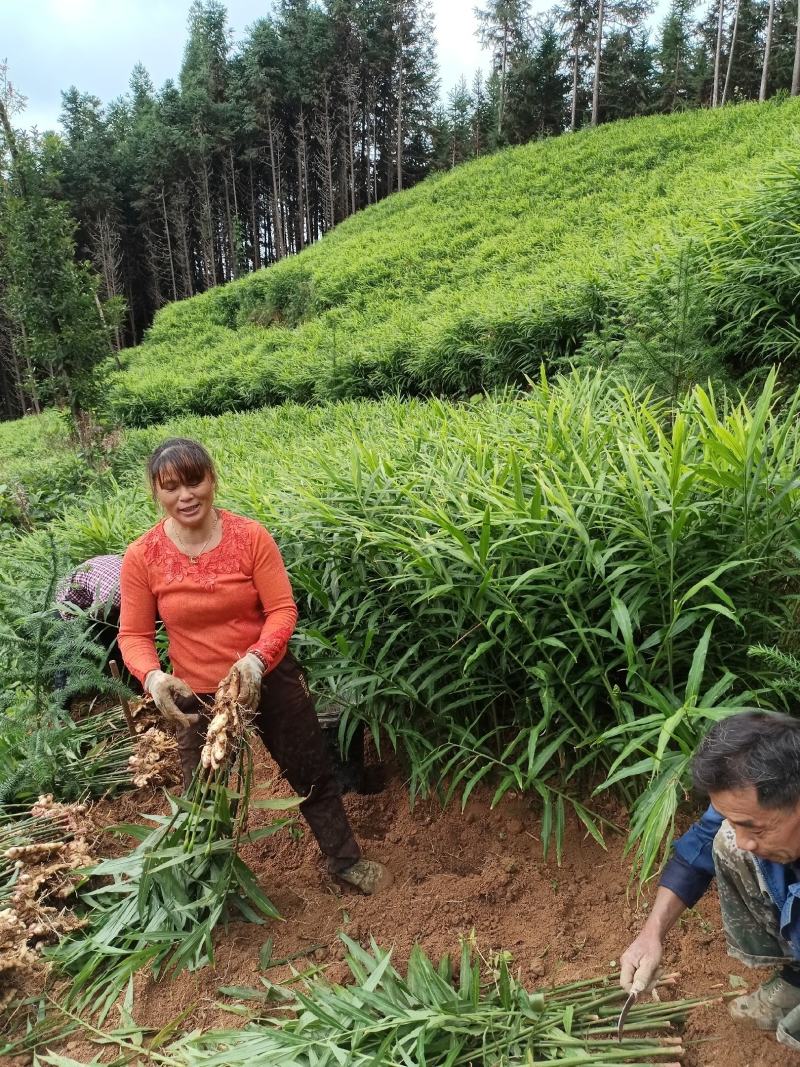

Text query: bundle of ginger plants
(51, 666), (300, 1021)
(0, 795), (95, 1012)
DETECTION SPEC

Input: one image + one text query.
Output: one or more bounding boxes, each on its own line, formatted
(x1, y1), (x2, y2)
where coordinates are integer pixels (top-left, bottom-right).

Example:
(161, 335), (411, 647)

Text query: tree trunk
(591, 0), (605, 125)
(325, 102), (335, 228)
(94, 291), (122, 369)
(712, 0), (725, 106)
(347, 97), (356, 215)
(222, 166), (236, 279)
(793, 0), (800, 95)
(144, 223), (164, 309)
(197, 157), (217, 288)
(396, 5), (404, 192)
(229, 149), (240, 219)
(249, 160), (261, 270)
(385, 100), (393, 196)
(672, 37), (682, 108)
(295, 114), (305, 249)
(759, 0), (776, 101)
(160, 187), (178, 302)
(314, 90), (336, 231)
(266, 108), (286, 260)
(721, 0), (741, 105)
(301, 110), (312, 244)
(364, 98), (373, 206)
(263, 193), (274, 263)
(176, 189), (194, 297)
(498, 19), (509, 139)
(570, 40), (580, 131)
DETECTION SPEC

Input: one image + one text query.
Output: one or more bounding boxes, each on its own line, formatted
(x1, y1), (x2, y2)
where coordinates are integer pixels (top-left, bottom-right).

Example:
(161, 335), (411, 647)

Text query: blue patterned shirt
(660, 804), (800, 957)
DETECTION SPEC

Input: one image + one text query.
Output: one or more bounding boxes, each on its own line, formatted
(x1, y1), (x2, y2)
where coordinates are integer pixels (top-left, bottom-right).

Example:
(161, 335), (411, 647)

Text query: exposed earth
(15, 736), (794, 1066)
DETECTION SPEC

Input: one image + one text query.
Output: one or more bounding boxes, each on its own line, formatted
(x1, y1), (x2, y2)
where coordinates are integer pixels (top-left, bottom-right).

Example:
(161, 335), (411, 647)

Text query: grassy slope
(107, 99), (800, 424)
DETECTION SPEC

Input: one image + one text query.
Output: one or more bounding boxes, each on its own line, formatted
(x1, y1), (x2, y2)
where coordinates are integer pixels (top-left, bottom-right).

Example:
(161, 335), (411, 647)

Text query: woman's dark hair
(147, 438), (217, 497)
(692, 711), (800, 809)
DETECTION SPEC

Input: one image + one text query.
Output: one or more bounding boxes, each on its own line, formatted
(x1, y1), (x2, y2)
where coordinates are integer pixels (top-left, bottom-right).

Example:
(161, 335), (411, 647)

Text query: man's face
(710, 785), (800, 864)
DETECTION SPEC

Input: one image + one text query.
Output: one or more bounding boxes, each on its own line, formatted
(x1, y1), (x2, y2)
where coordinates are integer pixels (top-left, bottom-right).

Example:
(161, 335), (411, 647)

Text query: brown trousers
(173, 651), (361, 874)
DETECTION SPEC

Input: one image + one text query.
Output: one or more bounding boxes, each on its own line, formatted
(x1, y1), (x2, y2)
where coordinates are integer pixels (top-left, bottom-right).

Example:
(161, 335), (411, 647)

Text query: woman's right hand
(145, 670), (199, 728)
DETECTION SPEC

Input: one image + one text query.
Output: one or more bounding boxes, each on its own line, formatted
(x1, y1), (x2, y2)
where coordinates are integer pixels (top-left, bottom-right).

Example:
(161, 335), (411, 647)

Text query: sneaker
(777, 1002), (800, 1051)
(729, 975), (800, 1031)
(335, 859), (392, 895)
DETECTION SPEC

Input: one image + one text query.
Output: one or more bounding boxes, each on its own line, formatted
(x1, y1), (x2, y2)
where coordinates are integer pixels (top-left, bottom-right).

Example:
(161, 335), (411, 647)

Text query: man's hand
(619, 886), (687, 994)
(620, 930), (664, 995)
(145, 669), (199, 728)
(220, 653), (264, 712)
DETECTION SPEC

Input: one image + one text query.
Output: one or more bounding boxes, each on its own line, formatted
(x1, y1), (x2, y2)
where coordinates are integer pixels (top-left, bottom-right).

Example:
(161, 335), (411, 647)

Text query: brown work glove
(145, 669), (199, 729)
(219, 654), (264, 713)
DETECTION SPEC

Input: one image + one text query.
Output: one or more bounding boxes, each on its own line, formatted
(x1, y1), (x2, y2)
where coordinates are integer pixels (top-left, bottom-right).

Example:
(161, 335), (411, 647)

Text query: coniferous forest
(0, 0), (799, 421)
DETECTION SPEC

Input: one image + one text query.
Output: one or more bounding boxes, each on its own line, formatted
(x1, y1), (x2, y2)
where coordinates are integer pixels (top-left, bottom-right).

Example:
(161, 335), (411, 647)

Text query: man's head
(693, 711), (800, 864)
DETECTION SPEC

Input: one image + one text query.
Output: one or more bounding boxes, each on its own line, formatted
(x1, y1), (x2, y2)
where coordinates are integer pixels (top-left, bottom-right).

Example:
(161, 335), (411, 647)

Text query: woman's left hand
(221, 653), (264, 711)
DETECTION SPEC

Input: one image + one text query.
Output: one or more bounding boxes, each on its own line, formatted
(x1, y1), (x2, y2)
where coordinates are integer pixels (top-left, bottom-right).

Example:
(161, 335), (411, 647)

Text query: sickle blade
(616, 990), (638, 1041)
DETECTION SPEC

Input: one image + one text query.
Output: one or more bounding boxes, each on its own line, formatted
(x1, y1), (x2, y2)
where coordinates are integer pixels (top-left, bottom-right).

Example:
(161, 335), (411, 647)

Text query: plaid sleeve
(56, 555), (123, 616)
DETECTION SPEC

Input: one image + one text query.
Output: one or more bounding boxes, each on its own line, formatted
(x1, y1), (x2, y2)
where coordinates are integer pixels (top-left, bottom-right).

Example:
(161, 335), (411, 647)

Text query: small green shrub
(700, 159), (800, 375)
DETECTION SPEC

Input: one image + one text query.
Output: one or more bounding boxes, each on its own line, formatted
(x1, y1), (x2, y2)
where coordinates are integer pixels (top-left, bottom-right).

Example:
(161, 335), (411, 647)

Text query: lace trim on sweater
(251, 623), (296, 669)
(142, 510), (250, 591)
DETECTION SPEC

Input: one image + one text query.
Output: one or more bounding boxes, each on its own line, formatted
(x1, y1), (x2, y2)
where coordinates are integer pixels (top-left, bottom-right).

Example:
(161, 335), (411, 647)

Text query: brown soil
(36, 740), (794, 1067)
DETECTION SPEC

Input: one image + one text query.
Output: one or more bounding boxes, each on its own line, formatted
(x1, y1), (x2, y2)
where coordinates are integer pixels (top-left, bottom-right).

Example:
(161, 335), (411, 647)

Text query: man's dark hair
(692, 711), (800, 809)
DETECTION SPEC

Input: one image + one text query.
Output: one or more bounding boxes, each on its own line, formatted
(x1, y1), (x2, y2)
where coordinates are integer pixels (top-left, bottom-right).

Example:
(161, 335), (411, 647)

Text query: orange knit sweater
(119, 509), (298, 693)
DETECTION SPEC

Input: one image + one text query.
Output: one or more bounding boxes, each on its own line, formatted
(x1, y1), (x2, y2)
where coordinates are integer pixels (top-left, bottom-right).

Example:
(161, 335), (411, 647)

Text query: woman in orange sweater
(119, 437), (387, 895)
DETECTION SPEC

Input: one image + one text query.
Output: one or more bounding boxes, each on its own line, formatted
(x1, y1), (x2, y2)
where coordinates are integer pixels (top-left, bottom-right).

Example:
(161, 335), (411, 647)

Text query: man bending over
(621, 711), (800, 1053)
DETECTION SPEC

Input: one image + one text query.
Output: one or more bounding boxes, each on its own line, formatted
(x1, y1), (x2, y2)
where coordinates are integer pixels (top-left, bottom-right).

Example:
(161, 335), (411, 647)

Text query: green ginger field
(1, 100), (800, 1065)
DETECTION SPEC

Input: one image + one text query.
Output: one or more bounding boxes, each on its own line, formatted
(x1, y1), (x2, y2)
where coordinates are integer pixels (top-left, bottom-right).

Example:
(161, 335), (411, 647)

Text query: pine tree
(475, 0), (529, 143)
(505, 20), (570, 138)
(447, 76), (474, 165)
(556, 0), (594, 129)
(0, 77), (115, 420)
(598, 28), (657, 120)
(657, 0), (697, 109)
(470, 71), (494, 155)
(760, 0), (777, 97)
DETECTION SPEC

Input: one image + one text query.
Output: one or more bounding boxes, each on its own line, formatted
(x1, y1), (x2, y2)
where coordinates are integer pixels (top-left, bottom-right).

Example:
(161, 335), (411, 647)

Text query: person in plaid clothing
(55, 555), (126, 684)
(56, 555), (122, 622)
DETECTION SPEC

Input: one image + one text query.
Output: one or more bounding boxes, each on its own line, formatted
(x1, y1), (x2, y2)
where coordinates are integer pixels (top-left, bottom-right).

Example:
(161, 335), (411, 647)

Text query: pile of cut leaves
(150, 937), (705, 1066)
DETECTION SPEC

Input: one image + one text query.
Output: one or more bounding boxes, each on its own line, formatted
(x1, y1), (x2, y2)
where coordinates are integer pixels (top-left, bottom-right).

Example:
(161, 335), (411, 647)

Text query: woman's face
(154, 467), (216, 529)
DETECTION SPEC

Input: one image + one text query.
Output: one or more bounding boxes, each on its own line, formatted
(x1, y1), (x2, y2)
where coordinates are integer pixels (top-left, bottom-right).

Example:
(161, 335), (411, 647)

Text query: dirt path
(54, 741), (791, 1066)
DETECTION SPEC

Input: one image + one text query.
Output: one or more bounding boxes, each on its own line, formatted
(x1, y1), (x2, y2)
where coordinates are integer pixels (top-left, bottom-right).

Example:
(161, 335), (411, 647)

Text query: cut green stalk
(49, 730), (300, 1021)
(145, 937), (708, 1067)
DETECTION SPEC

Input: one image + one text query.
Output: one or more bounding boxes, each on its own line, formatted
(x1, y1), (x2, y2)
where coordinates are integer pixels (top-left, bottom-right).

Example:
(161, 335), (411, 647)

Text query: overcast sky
(0, 0), (514, 132)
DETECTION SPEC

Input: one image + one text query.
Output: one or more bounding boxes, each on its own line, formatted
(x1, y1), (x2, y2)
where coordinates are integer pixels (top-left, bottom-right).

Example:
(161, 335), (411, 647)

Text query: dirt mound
(44, 739), (790, 1066)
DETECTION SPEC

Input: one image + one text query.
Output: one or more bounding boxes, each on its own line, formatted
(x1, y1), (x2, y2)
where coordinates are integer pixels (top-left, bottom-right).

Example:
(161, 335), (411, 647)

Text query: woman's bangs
(153, 449), (212, 488)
